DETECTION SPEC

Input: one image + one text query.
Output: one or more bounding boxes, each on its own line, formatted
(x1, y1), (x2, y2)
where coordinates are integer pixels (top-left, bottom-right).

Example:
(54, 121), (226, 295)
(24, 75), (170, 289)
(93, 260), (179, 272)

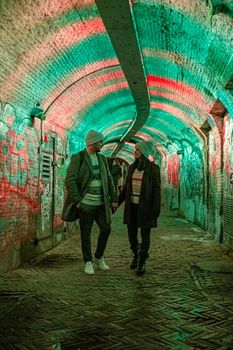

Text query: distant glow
(68, 88), (135, 153)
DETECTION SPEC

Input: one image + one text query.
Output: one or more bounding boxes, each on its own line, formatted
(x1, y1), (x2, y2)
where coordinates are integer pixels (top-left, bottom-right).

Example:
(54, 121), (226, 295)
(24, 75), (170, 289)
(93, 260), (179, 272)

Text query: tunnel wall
(0, 103), (40, 271)
(208, 130), (222, 240)
(162, 147), (206, 229)
(1, 102), (233, 272)
(0, 102), (68, 273)
(162, 113), (233, 244)
(223, 115), (233, 246)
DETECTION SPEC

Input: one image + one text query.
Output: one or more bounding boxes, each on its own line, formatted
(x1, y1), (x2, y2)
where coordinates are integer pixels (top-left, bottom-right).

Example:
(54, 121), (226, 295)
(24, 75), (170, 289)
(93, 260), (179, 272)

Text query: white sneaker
(94, 257), (110, 270)
(84, 261), (95, 275)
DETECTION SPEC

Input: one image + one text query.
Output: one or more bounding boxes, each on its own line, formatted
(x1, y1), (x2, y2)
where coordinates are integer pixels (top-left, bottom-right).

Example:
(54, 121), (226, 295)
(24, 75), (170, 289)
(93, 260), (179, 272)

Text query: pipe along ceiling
(0, 0), (233, 163)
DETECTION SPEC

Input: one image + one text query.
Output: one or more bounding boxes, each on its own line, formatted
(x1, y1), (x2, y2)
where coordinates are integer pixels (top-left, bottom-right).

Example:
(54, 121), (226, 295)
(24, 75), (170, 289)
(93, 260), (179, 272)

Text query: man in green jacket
(64, 130), (118, 275)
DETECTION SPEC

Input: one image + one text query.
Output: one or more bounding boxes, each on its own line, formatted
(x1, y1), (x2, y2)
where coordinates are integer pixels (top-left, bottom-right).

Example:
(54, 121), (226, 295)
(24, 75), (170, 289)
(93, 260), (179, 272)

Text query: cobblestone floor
(1, 208), (233, 350)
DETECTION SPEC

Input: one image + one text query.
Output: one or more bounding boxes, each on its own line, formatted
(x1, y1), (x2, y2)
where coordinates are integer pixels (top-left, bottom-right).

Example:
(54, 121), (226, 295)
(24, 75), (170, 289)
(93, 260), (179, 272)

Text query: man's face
(134, 148), (142, 159)
(93, 140), (103, 153)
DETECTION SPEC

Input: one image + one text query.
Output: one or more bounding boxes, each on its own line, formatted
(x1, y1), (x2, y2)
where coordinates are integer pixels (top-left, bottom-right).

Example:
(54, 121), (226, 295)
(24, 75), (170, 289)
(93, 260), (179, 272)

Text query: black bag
(61, 201), (79, 222)
(61, 151), (85, 222)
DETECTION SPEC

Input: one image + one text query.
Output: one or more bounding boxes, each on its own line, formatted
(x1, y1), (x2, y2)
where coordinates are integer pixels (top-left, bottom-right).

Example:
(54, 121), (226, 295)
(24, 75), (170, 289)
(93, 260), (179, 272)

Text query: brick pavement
(0, 207), (233, 350)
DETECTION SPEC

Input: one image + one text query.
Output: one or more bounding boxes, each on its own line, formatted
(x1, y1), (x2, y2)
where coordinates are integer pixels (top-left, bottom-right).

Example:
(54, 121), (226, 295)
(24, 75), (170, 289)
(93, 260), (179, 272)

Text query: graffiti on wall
(0, 171), (44, 213)
(39, 132), (67, 232)
(167, 154), (179, 188)
(166, 153), (180, 210)
(0, 102), (44, 245)
(0, 127), (44, 215)
(223, 116), (233, 186)
(209, 134), (218, 179)
(177, 140), (204, 200)
(54, 135), (67, 218)
(177, 139), (205, 225)
(0, 102), (44, 260)
(184, 147), (204, 199)
(41, 183), (51, 232)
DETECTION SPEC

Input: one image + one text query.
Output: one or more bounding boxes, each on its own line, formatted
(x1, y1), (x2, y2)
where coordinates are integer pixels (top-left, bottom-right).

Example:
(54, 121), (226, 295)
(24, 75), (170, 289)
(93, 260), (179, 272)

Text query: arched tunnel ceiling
(0, 0), (233, 163)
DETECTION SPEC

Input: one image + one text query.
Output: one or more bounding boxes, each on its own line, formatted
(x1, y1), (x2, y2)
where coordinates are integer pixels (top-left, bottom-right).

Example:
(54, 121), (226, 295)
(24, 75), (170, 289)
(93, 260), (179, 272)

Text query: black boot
(136, 262), (145, 276)
(130, 255), (138, 269)
(136, 253), (146, 276)
(130, 245), (140, 269)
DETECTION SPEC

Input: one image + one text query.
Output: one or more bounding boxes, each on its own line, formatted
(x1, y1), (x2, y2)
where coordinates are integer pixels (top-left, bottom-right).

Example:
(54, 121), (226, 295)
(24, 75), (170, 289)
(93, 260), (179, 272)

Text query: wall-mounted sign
(230, 173), (233, 185)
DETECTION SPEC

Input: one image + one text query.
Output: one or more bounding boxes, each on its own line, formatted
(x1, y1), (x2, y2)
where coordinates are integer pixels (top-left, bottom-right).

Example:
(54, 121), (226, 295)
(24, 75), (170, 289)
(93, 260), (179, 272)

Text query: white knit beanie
(85, 130), (104, 146)
(135, 141), (153, 159)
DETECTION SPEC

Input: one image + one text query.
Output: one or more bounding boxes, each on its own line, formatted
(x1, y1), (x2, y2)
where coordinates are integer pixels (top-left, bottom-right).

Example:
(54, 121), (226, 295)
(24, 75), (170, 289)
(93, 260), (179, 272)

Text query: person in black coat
(118, 141), (161, 276)
(63, 130), (118, 275)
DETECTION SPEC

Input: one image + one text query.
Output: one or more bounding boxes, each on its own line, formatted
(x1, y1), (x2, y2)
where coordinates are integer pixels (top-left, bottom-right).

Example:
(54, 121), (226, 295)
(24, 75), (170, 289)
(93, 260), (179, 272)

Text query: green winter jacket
(63, 149), (117, 224)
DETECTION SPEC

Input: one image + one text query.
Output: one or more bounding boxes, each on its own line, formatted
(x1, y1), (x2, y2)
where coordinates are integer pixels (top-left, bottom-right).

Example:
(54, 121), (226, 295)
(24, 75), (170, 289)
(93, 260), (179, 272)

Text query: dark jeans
(78, 204), (111, 262)
(127, 203), (151, 258)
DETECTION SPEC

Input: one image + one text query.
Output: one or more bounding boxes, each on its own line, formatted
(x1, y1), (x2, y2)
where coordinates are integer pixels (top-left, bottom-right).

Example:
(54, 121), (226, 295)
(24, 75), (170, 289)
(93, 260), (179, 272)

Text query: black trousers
(127, 203), (151, 258)
(78, 204), (111, 262)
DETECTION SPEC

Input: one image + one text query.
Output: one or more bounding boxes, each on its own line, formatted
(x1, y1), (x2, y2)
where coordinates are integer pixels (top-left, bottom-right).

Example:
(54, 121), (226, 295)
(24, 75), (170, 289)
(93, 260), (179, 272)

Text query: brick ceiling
(0, 0), (232, 162)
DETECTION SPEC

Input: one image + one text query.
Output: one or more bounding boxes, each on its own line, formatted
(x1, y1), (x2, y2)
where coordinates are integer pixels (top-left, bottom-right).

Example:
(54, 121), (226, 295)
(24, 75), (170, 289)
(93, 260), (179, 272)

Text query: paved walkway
(1, 207), (233, 350)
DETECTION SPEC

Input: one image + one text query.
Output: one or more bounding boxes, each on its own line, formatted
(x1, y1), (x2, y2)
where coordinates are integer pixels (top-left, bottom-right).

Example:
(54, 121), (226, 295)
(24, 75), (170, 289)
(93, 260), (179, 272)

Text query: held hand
(111, 202), (118, 214)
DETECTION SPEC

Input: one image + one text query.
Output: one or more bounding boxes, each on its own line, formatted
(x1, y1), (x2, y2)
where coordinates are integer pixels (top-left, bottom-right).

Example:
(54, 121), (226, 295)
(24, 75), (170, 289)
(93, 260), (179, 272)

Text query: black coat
(63, 150), (117, 224)
(118, 160), (161, 228)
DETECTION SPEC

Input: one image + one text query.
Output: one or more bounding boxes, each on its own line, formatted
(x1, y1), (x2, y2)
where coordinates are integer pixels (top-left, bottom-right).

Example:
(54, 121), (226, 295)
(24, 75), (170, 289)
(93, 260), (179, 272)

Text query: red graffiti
(0, 231), (35, 256)
(210, 158), (217, 178)
(223, 118), (233, 178)
(0, 232), (33, 245)
(53, 215), (63, 228)
(0, 129), (37, 175)
(0, 173), (45, 213)
(225, 159), (233, 178)
(167, 155), (180, 187)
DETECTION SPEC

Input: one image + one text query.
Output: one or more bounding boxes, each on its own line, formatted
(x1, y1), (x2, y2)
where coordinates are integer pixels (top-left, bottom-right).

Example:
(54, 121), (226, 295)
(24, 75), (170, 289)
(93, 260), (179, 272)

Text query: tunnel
(0, 1), (233, 348)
